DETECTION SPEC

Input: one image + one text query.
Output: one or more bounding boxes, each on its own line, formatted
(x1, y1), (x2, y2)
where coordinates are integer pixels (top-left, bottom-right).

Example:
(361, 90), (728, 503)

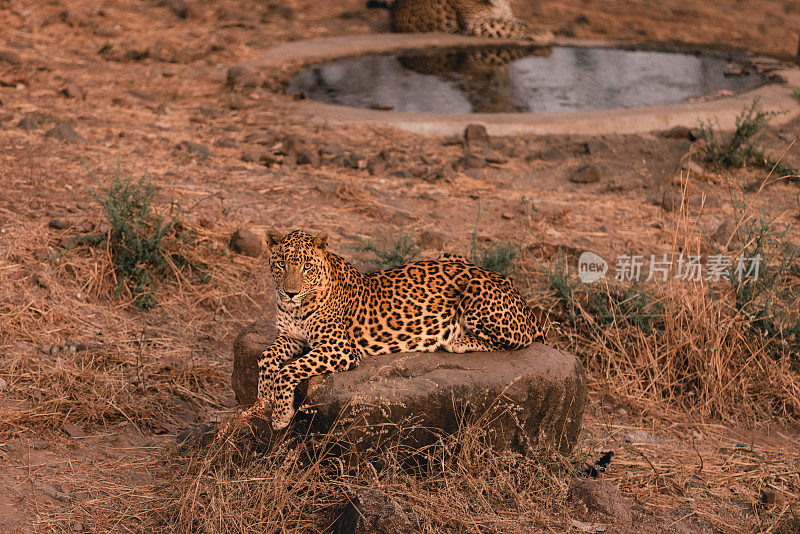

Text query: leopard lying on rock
(368, 0), (553, 44)
(255, 229), (547, 430)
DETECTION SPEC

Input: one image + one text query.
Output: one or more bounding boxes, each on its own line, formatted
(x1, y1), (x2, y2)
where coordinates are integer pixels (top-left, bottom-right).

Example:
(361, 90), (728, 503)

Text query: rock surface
(232, 319), (587, 454)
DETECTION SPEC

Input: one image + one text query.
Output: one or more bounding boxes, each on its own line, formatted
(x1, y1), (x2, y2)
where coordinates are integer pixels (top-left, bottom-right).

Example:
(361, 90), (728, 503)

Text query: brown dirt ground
(2, 0), (800, 532)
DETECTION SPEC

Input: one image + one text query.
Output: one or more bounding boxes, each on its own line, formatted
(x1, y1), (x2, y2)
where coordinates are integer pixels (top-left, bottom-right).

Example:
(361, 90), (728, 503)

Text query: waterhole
(287, 45), (767, 114)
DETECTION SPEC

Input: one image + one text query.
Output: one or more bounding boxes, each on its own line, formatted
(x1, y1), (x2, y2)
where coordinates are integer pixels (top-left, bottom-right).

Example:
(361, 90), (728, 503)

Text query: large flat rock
(232, 319), (586, 454)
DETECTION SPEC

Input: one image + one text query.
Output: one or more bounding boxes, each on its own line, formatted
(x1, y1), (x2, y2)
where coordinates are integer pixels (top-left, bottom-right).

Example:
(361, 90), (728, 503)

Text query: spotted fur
(258, 229), (546, 430)
(387, 0), (553, 43)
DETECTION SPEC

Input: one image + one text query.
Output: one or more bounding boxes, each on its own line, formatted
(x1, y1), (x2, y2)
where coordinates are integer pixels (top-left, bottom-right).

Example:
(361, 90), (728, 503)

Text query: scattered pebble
(17, 115), (39, 131)
(226, 64), (260, 88)
(296, 148), (321, 168)
(60, 84), (85, 100)
(569, 165), (601, 184)
(48, 218), (71, 230)
(761, 489), (787, 507)
(176, 140), (210, 158)
(464, 124), (489, 145)
(229, 228), (263, 258)
(61, 423), (86, 438)
(45, 123), (87, 144)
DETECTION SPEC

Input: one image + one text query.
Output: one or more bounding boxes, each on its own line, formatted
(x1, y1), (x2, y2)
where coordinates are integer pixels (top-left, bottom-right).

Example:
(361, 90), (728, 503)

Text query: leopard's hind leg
(447, 275), (538, 351)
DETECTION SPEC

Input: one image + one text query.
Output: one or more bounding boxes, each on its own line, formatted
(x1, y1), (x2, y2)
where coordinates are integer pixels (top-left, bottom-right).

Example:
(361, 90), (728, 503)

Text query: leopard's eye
(275, 260), (285, 268)
(303, 262), (313, 270)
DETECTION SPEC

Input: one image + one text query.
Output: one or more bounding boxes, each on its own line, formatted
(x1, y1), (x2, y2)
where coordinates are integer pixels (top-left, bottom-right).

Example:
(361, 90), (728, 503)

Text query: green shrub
(468, 204), (518, 275)
(93, 170), (182, 310)
(698, 99), (798, 180)
(354, 231), (419, 270)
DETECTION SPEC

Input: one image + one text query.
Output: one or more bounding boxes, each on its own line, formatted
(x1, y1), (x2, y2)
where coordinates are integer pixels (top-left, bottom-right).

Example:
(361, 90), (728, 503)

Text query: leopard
(367, 0), (553, 44)
(398, 45), (553, 112)
(255, 229), (546, 430)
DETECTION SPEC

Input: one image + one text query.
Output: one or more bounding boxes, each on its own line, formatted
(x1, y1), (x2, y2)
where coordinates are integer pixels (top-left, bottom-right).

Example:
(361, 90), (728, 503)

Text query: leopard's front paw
(271, 400), (295, 430)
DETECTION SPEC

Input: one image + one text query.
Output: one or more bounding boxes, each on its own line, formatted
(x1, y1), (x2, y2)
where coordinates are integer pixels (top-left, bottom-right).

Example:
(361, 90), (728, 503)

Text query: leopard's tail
(366, 0), (394, 8)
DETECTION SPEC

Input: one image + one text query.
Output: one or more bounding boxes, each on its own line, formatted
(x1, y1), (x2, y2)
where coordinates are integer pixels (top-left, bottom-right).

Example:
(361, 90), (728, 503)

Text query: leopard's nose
(285, 291), (299, 298)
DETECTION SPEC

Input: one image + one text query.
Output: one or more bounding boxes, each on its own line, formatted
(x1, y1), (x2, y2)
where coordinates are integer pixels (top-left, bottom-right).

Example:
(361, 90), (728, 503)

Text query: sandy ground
(1, 0), (800, 532)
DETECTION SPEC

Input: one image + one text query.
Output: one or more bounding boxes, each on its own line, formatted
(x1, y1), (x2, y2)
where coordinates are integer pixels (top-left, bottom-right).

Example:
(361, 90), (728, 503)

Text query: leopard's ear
(266, 229), (284, 250)
(313, 232), (328, 250)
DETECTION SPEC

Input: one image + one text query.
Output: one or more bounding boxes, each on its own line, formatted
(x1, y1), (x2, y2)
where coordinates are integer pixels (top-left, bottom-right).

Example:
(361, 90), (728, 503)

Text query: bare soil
(1, 1), (800, 532)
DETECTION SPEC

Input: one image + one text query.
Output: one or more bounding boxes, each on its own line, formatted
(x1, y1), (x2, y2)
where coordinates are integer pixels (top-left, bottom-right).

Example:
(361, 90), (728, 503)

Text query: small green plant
(793, 88), (800, 103)
(468, 203), (518, 275)
(472, 241), (518, 275)
(724, 198), (800, 353)
(697, 99), (798, 180)
(354, 231), (419, 270)
(93, 169), (182, 310)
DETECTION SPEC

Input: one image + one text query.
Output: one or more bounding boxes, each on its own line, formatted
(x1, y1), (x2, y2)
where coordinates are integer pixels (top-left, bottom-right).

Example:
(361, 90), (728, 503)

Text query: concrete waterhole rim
(235, 33), (800, 137)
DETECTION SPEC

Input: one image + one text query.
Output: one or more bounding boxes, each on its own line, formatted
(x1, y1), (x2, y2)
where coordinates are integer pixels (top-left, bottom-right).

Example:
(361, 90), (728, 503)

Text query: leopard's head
(266, 229), (330, 305)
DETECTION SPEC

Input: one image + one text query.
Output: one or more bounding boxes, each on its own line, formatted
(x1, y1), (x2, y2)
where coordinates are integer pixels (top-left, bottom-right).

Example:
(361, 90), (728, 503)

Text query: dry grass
(538, 169), (800, 424)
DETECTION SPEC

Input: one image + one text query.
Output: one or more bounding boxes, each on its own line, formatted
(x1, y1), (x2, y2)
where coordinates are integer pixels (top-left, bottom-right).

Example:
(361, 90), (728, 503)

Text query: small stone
(583, 140), (611, 154)
(72, 522), (84, 533)
(296, 148), (321, 168)
(39, 344), (52, 355)
(0, 49), (22, 65)
(226, 64), (260, 88)
(571, 480), (632, 523)
(569, 165), (601, 184)
(367, 157), (387, 175)
(679, 159), (706, 177)
(660, 125), (694, 139)
(45, 123), (87, 144)
(177, 140), (210, 158)
(712, 218), (738, 247)
(62, 423), (86, 438)
(48, 219), (70, 230)
(409, 164), (428, 177)
(214, 137), (237, 148)
(461, 153), (486, 169)
(537, 147), (570, 163)
(443, 134), (464, 146)
(33, 440), (49, 450)
(17, 116), (39, 131)
(761, 489), (787, 507)
(464, 124), (489, 145)
(60, 84), (85, 100)
(242, 151), (279, 165)
(229, 228), (263, 258)
(94, 26), (119, 37)
(77, 221), (95, 233)
(660, 190), (682, 212)
(369, 103), (395, 111)
(483, 149), (508, 164)
(50, 345), (60, 355)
